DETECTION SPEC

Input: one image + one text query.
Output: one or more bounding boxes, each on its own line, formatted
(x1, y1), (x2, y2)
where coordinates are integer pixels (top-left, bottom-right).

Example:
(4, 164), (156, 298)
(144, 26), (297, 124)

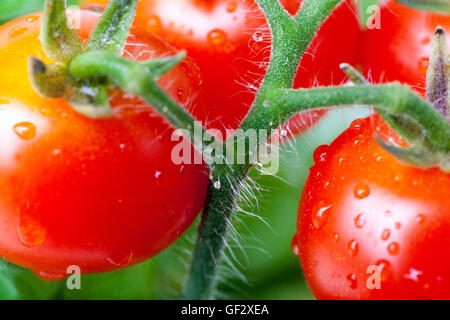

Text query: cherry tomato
(294, 115), (450, 299)
(82, 0), (362, 135)
(0, 10), (208, 278)
(362, 0), (450, 96)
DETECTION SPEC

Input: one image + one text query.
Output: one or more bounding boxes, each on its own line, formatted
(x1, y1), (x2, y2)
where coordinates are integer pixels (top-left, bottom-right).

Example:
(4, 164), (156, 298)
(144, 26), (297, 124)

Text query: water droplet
(17, 214), (46, 248)
(348, 239), (359, 256)
(291, 236), (300, 256)
(147, 15), (161, 31)
(26, 16), (39, 23)
(177, 88), (188, 103)
(376, 260), (392, 282)
(395, 222), (401, 230)
(252, 31), (264, 42)
(347, 273), (358, 289)
(155, 171), (162, 179)
(333, 233), (340, 242)
(214, 180), (221, 189)
(313, 145), (329, 163)
(418, 57), (429, 75)
(416, 214), (425, 224)
(404, 268), (423, 282)
(33, 270), (67, 281)
(312, 205), (331, 229)
(354, 214), (366, 228)
(385, 210), (392, 217)
(354, 182), (370, 199)
(381, 228), (391, 241)
(107, 251), (133, 267)
(280, 129), (287, 136)
(227, 1), (238, 12)
(8, 26), (28, 39)
(13, 122), (36, 140)
(207, 29), (227, 46)
(387, 242), (399, 255)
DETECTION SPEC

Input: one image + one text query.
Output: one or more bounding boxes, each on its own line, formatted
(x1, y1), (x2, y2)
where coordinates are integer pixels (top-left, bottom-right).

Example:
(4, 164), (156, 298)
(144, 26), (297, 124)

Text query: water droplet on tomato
(376, 260), (392, 282)
(155, 171), (162, 179)
(312, 204), (331, 229)
(8, 26), (28, 39)
(207, 29), (227, 46)
(387, 242), (399, 255)
(17, 214), (46, 248)
(107, 251), (133, 267)
(227, 1), (238, 13)
(26, 16), (39, 23)
(418, 57), (429, 75)
(347, 273), (357, 289)
(333, 233), (340, 242)
(291, 236), (300, 256)
(33, 270), (67, 281)
(354, 182), (370, 199)
(313, 145), (329, 163)
(13, 122), (36, 140)
(395, 222), (401, 230)
(252, 31), (264, 42)
(381, 228), (391, 241)
(177, 88), (188, 103)
(416, 214), (425, 224)
(147, 15), (162, 31)
(385, 210), (392, 217)
(348, 239), (359, 256)
(354, 214), (365, 228)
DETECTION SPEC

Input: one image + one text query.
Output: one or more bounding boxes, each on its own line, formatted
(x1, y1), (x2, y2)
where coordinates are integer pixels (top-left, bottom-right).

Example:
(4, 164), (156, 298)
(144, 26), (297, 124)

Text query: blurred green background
(0, 0), (372, 300)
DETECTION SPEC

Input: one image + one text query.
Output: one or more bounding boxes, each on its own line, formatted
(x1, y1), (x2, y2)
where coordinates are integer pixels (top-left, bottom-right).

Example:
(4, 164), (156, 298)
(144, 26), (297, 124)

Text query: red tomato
(362, 0), (450, 96)
(82, 0), (362, 136)
(0, 10), (208, 278)
(294, 115), (450, 299)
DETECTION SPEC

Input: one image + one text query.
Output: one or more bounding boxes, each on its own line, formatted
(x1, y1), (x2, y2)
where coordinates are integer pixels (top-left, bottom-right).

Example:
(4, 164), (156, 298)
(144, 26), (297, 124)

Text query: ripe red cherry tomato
(294, 115), (450, 299)
(362, 0), (450, 96)
(0, 10), (208, 279)
(83, 0), (362, 135)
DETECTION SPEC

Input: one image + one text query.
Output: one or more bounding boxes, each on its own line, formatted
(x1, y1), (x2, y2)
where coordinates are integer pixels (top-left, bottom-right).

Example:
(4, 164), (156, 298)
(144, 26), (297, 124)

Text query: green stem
(42, 0), (83, 63)
(87, 0), (138, 54)
(69, 51), (214, 153)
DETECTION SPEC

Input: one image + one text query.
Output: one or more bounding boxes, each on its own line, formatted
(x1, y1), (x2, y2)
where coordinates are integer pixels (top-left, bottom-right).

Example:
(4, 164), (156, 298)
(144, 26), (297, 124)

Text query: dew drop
(354, 214), (366, 228)
(177, 87), (188, 103)
(33, 270), (67, 281)
(348, 239), (359, 257)
(416, 214), (425, 224)
(354, 182), (370, 199)
(395, 222), (401, 230)
(26, 16), (39, 23)
(312, 204), (331, 229)
(291, 236), (300, 256)
(8, 26), (28, 39)
(418, 57), (429, 75)
(155, 171), (162, 179)
(13, 122), (36, 140)
(107, 251), (133, 267)
(381, 228), (391, 241)
(333, 233), (340, 243)
(252, 31), (264, 42)
(313, 145), (329, 163)
(387, 242), (399, 255)
(347, 273), (358, 289)
(207, 29), (227, 46)
(385, 210), (392, 217)
(147, 15), (161, 31)
(17, 214), (46, 248)
(214, 180), (221, 189)
(376, 260), (392, 282)
(226, 1), (238, 12)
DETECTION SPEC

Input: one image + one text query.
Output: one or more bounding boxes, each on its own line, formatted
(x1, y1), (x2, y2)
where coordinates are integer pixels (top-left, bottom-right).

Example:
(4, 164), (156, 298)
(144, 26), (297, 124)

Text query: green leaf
(0, 0), (80, 25)
(395, 0), (450, 13)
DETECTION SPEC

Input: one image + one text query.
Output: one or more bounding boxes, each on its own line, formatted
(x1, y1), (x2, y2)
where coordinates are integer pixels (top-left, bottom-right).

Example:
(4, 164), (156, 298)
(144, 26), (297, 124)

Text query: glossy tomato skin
(362, 0), (450, 96)
(295, 116), (450, 299)
(0, 10), (208, 278)
(83, 0), (362, 135)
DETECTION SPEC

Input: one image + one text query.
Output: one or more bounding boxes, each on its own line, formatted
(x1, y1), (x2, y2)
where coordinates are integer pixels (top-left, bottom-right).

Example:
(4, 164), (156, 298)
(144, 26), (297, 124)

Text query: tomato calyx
(28, 0), (142, 118)
(341, 27), (450, 172)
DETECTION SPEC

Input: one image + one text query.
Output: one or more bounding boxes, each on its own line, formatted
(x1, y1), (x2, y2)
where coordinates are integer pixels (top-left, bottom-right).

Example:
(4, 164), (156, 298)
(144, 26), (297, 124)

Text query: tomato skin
(295, 116), (450, 299)
(0, 10), (208, 276)
(362, 0), (450, 96)
(83, 0), (362, 135)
